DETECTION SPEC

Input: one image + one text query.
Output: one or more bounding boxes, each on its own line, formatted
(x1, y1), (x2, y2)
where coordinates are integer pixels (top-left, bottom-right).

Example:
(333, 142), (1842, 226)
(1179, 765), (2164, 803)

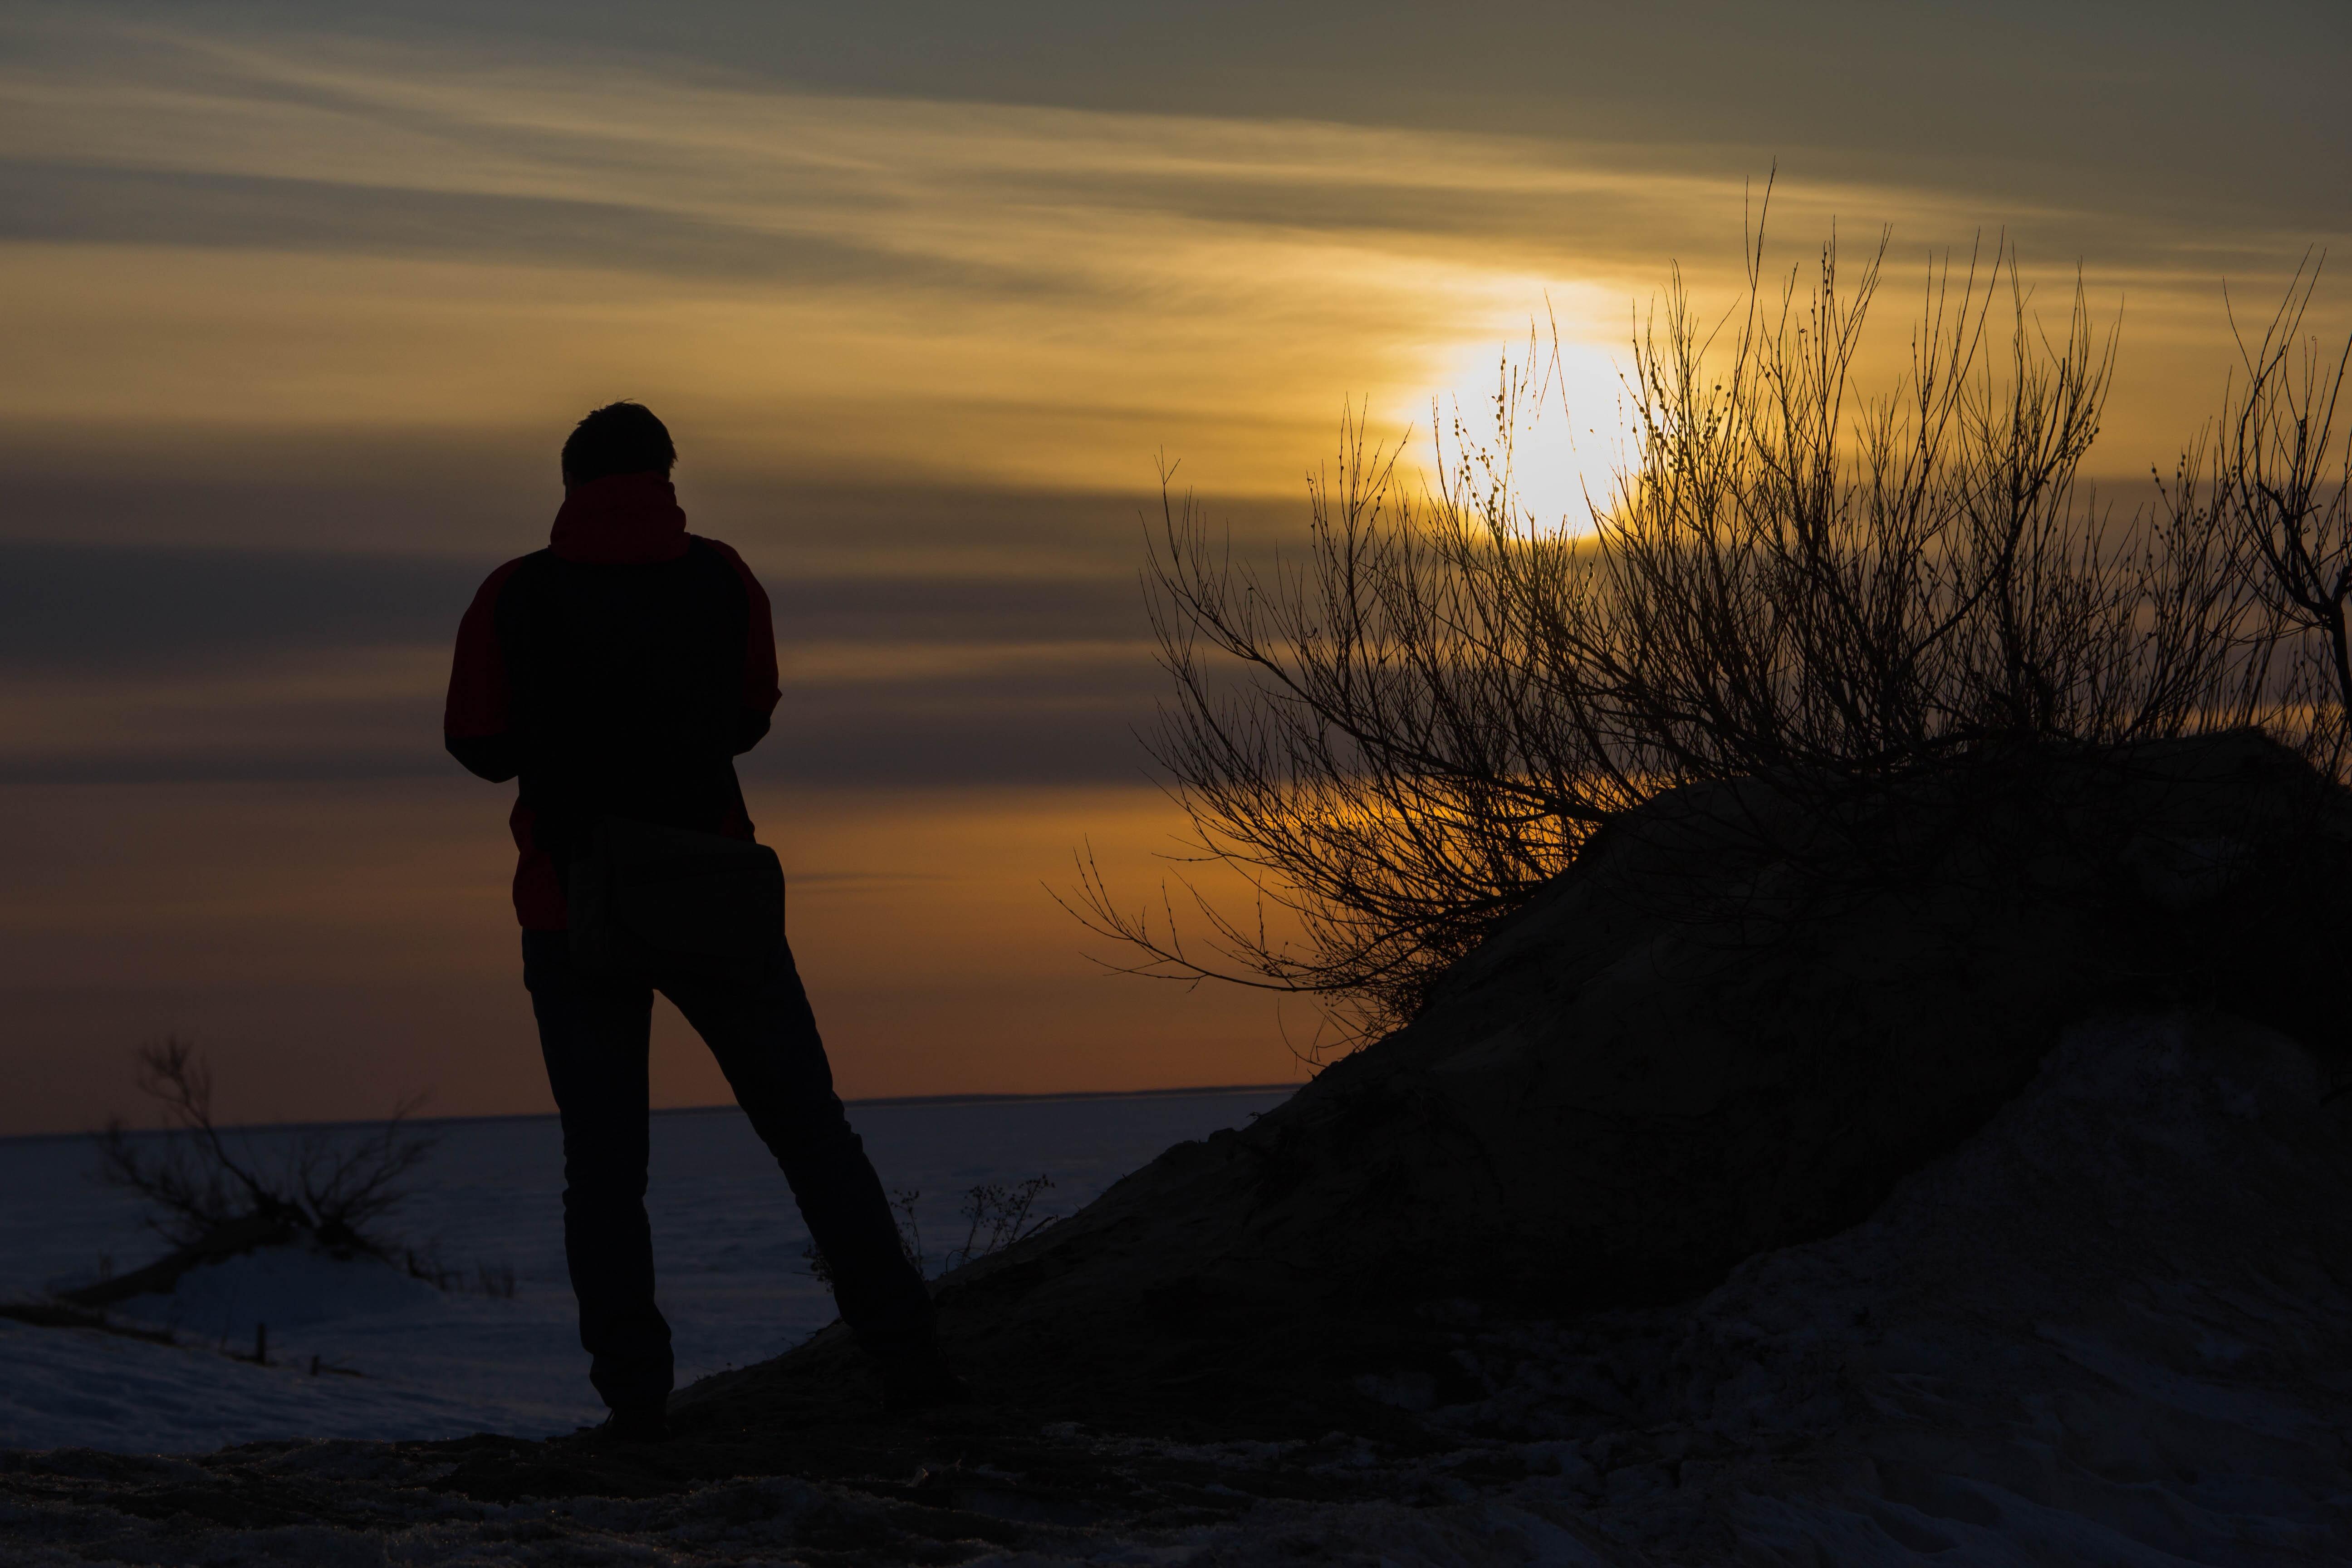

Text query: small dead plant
(806, 1176), (1057, 1284)
(93, 1036), (436, 1263)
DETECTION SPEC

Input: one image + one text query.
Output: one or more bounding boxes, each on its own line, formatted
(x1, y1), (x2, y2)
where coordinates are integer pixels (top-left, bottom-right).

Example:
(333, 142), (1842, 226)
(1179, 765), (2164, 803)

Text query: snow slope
(1398, 1009), (2352, 1562)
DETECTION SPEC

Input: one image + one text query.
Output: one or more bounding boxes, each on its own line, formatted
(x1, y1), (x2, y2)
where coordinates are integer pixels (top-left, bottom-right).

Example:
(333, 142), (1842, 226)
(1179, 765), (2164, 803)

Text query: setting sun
(1406, 328), (1637, 534)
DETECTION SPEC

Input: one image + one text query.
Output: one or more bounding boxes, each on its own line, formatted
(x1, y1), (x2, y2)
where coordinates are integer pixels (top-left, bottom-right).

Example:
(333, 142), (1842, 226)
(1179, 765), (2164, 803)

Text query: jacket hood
(550, 473), (690, 564)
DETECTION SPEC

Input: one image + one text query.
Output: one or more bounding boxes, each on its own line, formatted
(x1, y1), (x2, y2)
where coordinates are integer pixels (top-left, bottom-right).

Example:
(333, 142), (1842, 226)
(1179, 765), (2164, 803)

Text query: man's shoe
(598, 1401), (669, 1443)
(878, 1348), (974, 1415)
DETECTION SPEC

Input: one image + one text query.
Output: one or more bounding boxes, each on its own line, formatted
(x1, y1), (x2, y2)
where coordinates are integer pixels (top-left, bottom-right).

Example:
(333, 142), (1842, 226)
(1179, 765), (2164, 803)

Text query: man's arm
(706, 539), (782, 755)
(444, 558), (529, 781)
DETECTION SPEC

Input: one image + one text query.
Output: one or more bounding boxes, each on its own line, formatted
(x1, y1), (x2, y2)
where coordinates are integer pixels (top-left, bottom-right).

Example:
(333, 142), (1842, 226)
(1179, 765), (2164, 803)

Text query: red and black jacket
(443, 473), (781, 929)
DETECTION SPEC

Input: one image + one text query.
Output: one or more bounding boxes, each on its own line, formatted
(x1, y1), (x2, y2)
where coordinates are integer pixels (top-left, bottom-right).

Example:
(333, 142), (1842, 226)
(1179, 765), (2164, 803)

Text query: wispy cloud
(12, 16), (2336, 506)
(0, 542), (1173, 785)
(0, 160), (1067, 294)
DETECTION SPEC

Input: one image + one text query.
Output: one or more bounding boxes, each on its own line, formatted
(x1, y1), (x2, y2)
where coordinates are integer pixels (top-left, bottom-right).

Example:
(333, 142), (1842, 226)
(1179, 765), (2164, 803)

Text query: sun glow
(1409, 330), (1638, 535)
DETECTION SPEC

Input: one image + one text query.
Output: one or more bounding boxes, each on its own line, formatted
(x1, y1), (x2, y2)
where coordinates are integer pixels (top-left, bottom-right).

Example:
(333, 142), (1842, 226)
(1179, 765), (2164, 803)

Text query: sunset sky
(4, 1), (2346, 1133)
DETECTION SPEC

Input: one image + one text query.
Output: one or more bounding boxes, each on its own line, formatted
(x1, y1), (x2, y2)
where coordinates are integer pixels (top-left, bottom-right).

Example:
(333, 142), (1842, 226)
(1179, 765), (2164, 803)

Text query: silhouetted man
(444, 402), (962, 1438)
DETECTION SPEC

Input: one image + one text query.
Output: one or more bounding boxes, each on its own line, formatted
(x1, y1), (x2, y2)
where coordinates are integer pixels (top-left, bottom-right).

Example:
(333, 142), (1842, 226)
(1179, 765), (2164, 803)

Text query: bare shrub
(94, 1036), (436, 1261)
(402, 1244), (464, 1291)
(943, 1175), (1056, 1272)
(805, 1177), (1056, 1285)
(2207, 258), (2352, 772)
(399, 1237), (518, 1298)
(1073, 221), (2323, 1041)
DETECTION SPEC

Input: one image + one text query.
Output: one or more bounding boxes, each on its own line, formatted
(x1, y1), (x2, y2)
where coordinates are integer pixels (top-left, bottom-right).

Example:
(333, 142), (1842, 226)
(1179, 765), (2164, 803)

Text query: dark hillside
(685, 730), (2352, 1436)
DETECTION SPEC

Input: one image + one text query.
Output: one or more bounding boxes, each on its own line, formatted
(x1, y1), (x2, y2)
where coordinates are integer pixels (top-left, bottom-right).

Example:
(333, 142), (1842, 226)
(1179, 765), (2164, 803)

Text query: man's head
(560, 402), (676, 487)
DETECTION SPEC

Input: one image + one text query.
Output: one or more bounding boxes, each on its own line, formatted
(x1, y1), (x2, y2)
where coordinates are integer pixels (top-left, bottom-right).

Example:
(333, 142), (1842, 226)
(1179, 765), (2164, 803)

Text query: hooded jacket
(443, 473), (781, 929)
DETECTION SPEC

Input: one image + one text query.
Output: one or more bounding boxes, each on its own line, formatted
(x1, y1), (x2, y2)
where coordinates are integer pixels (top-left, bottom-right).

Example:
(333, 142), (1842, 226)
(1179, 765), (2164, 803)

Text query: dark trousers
(522, 931), (933, 1411)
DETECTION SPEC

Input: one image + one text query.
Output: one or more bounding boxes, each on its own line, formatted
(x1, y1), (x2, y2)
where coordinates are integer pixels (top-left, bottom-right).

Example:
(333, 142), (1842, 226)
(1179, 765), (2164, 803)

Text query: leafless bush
(1549, 240), (2276, 788)
(94, 1036), (436, 1261)
(402, 1244), (464, 1290)
(1074, 219), (2334, 1041)
(2208, 258), (2352, 773)
(943, 1176), (1056, 1272)
(805, 1177), (1056, 1285)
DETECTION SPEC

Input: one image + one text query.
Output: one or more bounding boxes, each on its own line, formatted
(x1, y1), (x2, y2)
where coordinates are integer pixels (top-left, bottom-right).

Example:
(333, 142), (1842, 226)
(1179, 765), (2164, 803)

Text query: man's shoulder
(474, 548), (561, 604)
(456, 550), (552, 631)
(686, 534), (754, 570)
(479, 547), (555, 589)
(684, 535), (764, 597)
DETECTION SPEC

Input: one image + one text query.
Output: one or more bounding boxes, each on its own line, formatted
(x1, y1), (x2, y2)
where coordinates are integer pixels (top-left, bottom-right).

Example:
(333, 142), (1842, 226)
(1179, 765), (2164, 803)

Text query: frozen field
(0, 1087), (1292, 1455)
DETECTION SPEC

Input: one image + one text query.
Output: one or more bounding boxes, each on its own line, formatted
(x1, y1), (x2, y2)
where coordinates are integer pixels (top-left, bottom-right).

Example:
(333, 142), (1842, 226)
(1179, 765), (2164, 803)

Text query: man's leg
(522, 931), (675, 1416)
(663, 941), (936, 1353)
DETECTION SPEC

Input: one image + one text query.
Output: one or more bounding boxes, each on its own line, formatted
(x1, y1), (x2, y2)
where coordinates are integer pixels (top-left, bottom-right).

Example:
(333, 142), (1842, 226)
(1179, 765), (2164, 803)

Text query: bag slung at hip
(568, 816), (784, 982)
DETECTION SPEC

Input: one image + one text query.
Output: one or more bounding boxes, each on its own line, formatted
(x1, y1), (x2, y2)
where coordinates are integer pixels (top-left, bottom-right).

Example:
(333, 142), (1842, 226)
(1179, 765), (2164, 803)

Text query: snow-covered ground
(1, 1017), (2347, 1563)
(0, 1088), (1292, 1454)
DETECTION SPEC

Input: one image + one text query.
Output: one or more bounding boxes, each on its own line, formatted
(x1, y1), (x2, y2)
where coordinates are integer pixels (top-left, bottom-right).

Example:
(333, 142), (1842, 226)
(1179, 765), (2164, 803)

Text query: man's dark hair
(561, 402), (676, 485)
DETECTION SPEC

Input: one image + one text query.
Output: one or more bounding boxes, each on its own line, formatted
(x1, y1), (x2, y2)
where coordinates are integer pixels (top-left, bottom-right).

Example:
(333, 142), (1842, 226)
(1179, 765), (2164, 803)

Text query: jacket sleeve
(444, 557), (528, 782)
(706, 539), (782, 755)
